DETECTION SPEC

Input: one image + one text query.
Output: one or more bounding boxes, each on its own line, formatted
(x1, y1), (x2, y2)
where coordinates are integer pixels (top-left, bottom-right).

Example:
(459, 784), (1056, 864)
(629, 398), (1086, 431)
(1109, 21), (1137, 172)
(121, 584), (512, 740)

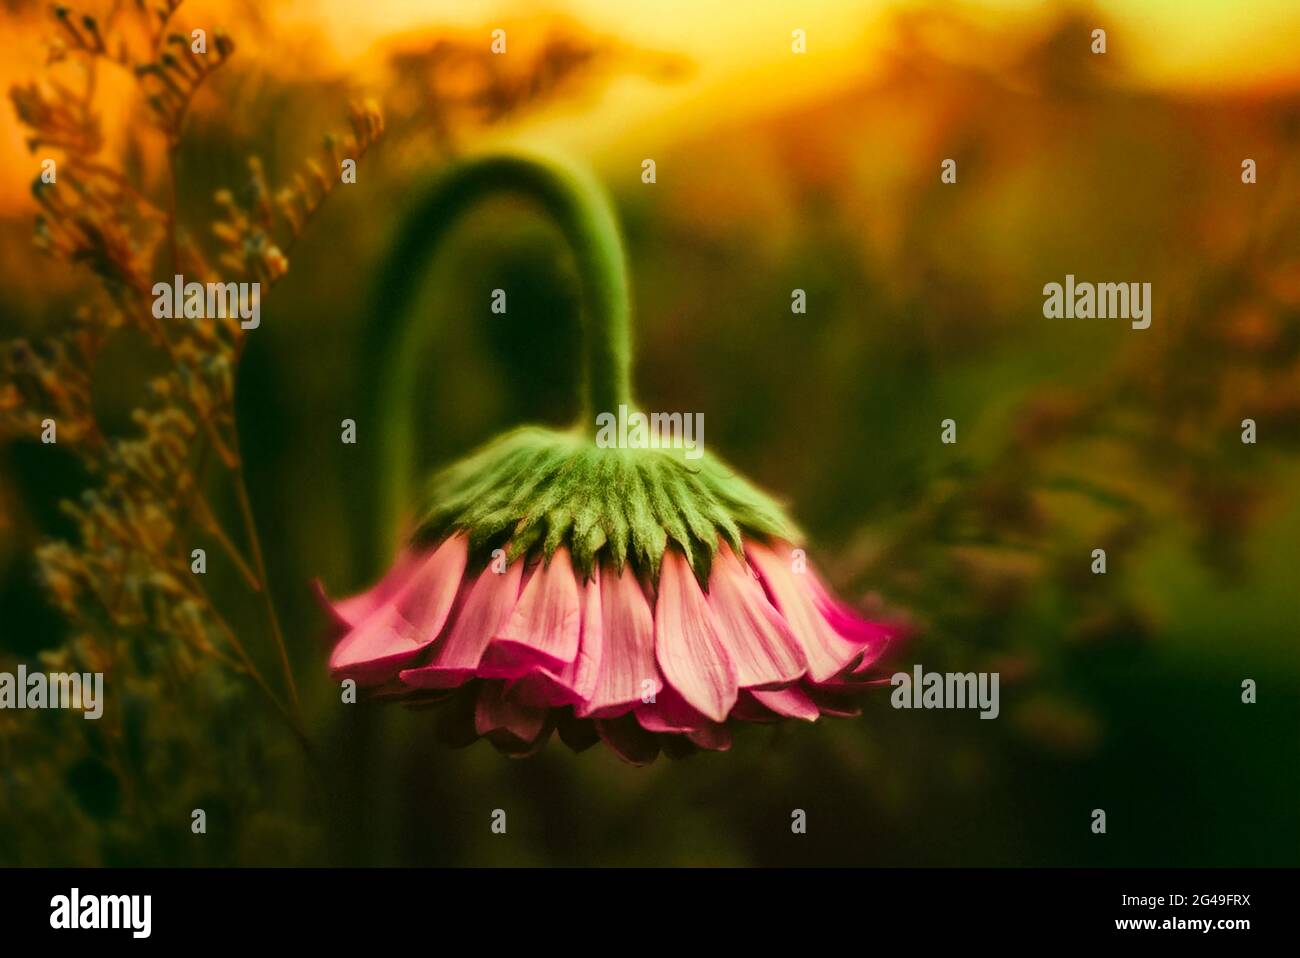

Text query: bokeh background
(1, 0), (1298, 866)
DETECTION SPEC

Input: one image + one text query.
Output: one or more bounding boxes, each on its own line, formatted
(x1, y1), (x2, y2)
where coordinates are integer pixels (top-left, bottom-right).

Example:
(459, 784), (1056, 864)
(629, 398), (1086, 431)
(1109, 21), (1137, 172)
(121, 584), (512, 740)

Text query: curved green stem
(362, 153), (635, 556)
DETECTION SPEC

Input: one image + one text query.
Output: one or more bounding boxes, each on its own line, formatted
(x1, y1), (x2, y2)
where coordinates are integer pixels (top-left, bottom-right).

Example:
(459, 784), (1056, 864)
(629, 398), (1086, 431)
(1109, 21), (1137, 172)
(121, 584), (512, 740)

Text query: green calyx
(411, 426), (799, 584)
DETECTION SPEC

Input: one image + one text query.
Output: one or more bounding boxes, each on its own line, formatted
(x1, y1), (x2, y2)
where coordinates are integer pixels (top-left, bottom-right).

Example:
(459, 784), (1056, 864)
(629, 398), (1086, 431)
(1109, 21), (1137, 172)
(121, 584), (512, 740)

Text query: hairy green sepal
(411, 426), (799, 583)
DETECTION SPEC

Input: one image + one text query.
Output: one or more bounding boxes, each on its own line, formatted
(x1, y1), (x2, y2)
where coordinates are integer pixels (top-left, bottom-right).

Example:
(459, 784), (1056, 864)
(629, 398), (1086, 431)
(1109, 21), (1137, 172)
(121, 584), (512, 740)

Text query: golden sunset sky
(3, 0), (1299, 210)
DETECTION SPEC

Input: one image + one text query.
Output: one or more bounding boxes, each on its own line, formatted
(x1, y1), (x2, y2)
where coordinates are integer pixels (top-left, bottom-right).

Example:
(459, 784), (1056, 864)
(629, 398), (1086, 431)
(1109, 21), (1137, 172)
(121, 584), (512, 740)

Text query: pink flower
(322, 533), (901, 763)
(323, 155), (910, 762)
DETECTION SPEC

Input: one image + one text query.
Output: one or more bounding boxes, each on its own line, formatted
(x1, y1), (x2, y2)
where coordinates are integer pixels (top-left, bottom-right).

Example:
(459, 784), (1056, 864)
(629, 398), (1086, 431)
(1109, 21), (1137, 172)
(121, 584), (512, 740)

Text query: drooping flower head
(321, 155), (903, 762)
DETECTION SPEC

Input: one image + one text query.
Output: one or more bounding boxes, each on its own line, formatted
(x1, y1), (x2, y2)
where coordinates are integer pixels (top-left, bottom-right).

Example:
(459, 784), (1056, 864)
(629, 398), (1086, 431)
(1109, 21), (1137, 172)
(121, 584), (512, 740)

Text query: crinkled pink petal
(687, 724), (732, 751)
(509, 567), (603, 708)
(594, 714), (660, 765)
(812, 669), (897, 692)
(635, 684), (708, 733)
(746, 541), (867, 683)
(578, 565), (661, 717)
(328, 535), (468, 684)
(654, 550), (737, 723)
(751, 685), (820, 721)
(399, 559), (523, 689)
(557, 712), (600, 753)
(706, 545), (806, 688)
(323, 548), (422, 629)
(475, 681), (548, 743)
(803, 682), (862, 717)
(563, 568), (603, 701)
(731, 693), (783, 723)
(506, 672), (573, 709)
(806, 577), (897, 673)
(482, 549), (581, 675)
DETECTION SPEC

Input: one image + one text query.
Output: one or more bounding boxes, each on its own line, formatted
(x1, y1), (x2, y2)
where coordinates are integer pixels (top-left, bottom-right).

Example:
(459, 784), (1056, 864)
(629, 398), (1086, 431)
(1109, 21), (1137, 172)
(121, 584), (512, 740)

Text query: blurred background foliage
(0, 0), (1297, 865)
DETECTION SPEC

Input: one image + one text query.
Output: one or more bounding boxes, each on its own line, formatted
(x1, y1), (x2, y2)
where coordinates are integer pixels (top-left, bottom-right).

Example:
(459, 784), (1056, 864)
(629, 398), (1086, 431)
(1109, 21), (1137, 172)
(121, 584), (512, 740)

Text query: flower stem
(202, 579), (314, 760)
(232, 463), (302, 722)
(366, 152), (635, 551)
(157, 136), (305, 749)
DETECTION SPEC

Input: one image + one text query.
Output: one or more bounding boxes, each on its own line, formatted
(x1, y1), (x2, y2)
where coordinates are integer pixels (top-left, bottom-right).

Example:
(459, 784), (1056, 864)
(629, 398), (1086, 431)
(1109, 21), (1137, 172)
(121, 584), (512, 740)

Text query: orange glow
(3, 0), (1300, 213)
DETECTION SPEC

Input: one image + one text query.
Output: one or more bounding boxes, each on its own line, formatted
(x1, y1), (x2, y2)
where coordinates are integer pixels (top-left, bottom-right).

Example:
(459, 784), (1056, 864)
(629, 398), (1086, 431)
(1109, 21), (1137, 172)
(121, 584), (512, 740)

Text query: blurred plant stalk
(3, 0), (385, 758)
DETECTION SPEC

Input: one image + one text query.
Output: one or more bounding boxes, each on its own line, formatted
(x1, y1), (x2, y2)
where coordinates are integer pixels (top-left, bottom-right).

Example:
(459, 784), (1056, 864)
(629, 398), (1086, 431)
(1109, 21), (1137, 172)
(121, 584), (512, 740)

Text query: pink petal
(730, 693), (784, 723)
(686, 724), (732, 751)
(482, 549), (581, 674)
(324, 548), (422, 629)
(399, 558), (523, 689)
(328, 535), (468, 684)
(502, 671), (569, 709)
(751, 685), (820, 721)
(491, 727), (554, 757)
(813, 668), (897, 692)
(804, 683), (862, 717)
(510, 568), (604, 708)
(578, 565), (661, 716)
(557, 712), (599, 753)
(746, 541), (865, 683)
(475, 681), (548, 743)
(706, 545), (806, 688)
(807, 578), (897, 673)
(654, 550), (738, 723)
(565, 569), (603, 701)
(594, 714), (660, 765)
(635, 684), (707, 733)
